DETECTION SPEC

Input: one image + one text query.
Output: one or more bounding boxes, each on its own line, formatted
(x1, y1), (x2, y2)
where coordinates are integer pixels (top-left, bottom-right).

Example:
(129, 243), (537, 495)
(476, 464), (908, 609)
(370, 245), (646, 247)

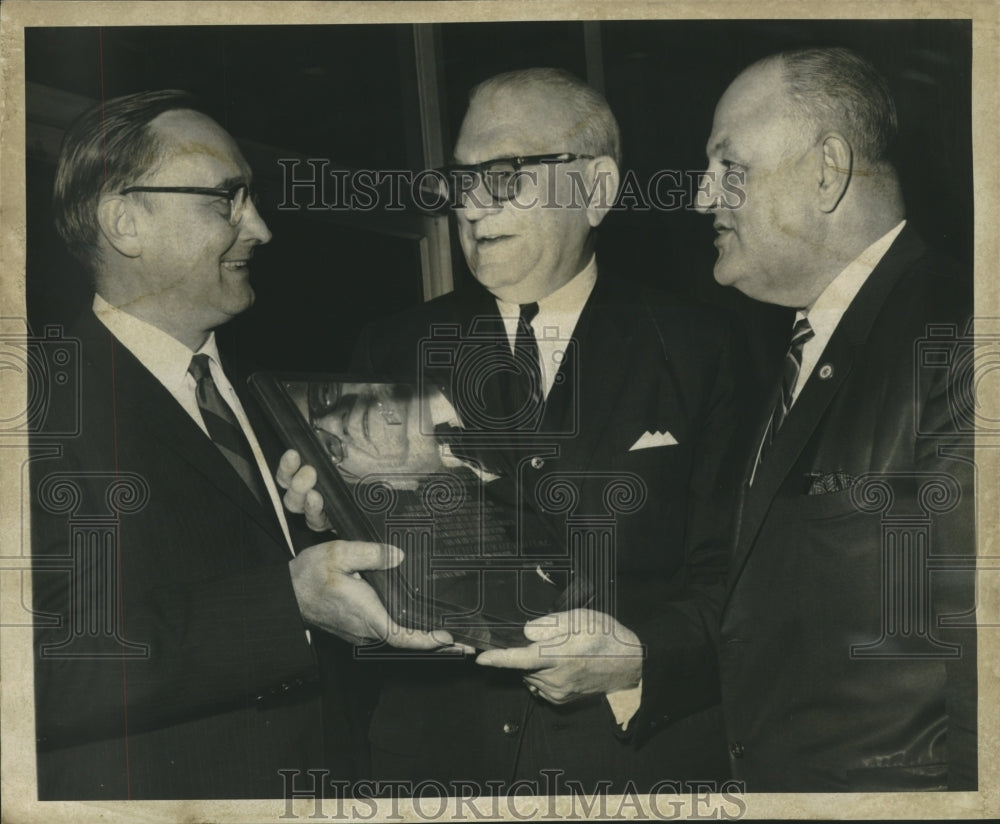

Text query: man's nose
(457, 174), (502, 220)
(239, 198), (273, 244)
(315, 414), (346, 439)
(693, 169), (723, 216)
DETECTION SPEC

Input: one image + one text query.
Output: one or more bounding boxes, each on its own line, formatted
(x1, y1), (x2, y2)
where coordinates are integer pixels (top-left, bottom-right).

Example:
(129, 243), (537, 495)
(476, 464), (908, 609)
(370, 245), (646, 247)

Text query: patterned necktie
(756, 316), (815, 466)
(509, 302), (544, 427)
(188, 354), (268, 505)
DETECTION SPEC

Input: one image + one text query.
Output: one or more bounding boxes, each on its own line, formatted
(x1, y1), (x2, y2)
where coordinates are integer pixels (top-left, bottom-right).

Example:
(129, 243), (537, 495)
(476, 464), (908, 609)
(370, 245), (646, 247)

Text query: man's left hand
(475, 609), (644, 705)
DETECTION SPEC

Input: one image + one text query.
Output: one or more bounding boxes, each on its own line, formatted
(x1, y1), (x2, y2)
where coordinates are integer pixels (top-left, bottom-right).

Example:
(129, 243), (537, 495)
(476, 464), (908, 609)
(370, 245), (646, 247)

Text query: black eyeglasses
(418, 152), (594, 210)
(119, 183), (258, 225)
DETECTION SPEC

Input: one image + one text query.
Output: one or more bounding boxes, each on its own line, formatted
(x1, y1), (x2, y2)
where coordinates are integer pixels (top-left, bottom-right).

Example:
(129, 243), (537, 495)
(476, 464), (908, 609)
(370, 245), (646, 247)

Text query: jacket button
(529, 456), (545, 470)
(730, 741), (745, 759)
(502, 721), (520, 735)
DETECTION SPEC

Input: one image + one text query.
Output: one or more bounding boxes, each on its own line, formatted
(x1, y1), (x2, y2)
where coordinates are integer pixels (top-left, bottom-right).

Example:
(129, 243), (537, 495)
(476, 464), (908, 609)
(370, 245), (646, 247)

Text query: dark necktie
(509, 302), (544, 427)
(188, 354), (268, 505)
(756, 316), (814, 465)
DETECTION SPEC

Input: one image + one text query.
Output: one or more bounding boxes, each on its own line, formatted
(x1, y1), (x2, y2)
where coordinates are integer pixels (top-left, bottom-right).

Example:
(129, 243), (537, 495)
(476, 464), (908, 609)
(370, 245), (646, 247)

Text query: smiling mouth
(221, 259), (250, 271)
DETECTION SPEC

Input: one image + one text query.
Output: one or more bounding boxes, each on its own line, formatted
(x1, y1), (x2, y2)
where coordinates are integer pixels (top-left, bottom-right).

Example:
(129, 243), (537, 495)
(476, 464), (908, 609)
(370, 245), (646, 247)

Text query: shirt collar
(495, 254), (598, 319)
(803, 220), (906, 339)
(92, 293), (221, 389)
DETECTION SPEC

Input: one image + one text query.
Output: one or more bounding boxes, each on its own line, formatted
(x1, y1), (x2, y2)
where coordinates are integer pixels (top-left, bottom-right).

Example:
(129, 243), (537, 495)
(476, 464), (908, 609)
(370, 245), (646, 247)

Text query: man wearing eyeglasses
(284, 68), (737, 793)
(29, 90), (449, 800)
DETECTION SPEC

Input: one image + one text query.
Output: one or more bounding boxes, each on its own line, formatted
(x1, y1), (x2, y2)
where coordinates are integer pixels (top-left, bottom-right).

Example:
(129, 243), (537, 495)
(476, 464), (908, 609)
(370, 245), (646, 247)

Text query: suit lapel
(727, 227), (928, 596)
(545, 276), (635, 470)
(76, 311), (287, 548)
(442, 278), (634, 483)
(727, 334), (862, 588)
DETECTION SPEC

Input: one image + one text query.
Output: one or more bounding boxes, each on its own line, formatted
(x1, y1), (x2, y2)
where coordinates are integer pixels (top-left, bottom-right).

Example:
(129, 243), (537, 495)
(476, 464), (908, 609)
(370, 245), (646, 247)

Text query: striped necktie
(188, 354), (268, 505)
(755, 316), (814, 470)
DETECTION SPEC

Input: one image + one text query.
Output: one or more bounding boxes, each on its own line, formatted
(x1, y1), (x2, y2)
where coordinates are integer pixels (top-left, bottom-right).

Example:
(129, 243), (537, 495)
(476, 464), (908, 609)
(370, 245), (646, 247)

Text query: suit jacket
(350, 274), (739, 793)
(718, 227), (977, 791)
(30, 309), (358, 799)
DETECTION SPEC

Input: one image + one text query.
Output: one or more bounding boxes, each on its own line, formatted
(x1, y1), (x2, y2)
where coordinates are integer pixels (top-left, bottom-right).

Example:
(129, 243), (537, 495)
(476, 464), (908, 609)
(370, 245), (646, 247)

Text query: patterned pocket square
(806, 471), (859, 495)
(629, 430), (678, 451)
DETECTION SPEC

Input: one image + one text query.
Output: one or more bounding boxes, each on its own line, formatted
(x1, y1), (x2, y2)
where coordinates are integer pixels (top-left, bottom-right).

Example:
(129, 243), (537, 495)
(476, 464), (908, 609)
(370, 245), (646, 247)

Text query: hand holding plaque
(253, 373), (570, 650)
(477, 608), (643, 704)
(288, 540), (452, 649)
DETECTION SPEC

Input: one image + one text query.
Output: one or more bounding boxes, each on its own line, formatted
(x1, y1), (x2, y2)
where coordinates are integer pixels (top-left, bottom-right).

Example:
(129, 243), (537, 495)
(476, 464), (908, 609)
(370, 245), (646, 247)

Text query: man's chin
(228, 286), (256, 315)
(468, 271), (523, 303)
(712, 259), (738, 288)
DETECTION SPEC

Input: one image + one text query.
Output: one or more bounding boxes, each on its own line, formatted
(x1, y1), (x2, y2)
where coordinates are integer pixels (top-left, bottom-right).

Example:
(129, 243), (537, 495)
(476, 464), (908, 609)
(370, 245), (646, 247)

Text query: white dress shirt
(791, 220), (907, 404)
(494, 255), (598, 399)
(92, 294), (295, 555)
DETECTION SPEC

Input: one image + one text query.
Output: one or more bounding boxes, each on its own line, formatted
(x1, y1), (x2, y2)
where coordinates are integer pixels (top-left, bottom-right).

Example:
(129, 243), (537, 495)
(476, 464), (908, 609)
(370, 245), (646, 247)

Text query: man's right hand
(289, 540), (452, 649)
(277, 449), (332, 532)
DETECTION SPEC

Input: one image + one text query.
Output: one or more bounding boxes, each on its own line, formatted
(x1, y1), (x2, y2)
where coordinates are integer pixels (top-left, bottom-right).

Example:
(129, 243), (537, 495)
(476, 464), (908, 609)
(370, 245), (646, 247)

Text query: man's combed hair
(53, 89), (204, 272)
(768, 47), (898, 166)
(469, 67), (622, 167)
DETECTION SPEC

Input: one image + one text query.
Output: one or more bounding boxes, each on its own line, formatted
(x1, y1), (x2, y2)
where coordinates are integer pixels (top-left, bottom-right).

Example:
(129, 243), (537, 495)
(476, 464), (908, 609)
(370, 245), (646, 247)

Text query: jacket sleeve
(627, 314), (743, 742)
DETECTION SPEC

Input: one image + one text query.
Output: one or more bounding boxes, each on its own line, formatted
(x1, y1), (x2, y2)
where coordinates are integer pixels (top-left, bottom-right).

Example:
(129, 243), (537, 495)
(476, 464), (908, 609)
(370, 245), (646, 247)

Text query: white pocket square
(629, 430), (678, 451)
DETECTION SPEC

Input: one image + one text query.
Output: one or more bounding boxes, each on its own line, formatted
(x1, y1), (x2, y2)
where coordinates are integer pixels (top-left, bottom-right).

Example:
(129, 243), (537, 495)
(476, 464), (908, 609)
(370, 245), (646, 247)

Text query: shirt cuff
(606, 679), (643, 731)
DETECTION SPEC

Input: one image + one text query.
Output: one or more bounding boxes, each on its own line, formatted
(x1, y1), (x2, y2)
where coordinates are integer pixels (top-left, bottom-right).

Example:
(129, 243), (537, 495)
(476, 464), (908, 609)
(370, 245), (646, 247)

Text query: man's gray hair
(470, 67), (622, 166)
(764, 47), (898, 165)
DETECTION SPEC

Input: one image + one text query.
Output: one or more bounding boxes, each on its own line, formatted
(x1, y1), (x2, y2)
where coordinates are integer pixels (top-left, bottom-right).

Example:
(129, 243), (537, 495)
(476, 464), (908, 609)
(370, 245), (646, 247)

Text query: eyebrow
(218, 175), (249, 189)
(707, 137), (732, 156)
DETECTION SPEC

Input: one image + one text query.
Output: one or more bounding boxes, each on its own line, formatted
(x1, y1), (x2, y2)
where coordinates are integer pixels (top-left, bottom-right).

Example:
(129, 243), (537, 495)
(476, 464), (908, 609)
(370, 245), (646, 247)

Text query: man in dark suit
(30, 90), (447, 800)
(698, 47), (977, 791)
(283, 68), (737, 793)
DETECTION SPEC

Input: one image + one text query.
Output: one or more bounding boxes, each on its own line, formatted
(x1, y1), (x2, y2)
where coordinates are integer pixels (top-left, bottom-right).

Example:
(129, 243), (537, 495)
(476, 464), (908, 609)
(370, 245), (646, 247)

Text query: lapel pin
(818, 363), (834, 380)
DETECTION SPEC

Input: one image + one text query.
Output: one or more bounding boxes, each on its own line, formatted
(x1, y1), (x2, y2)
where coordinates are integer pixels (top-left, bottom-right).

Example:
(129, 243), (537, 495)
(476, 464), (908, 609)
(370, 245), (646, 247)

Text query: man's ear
(818, 132), (852, 213)
(96, 195), (142, 258)
(584, 156), (620, 228)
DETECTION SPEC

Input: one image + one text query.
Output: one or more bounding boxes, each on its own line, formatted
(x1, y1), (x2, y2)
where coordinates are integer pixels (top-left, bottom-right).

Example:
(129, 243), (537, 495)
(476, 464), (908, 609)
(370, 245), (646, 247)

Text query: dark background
(24, 20), (973, 376)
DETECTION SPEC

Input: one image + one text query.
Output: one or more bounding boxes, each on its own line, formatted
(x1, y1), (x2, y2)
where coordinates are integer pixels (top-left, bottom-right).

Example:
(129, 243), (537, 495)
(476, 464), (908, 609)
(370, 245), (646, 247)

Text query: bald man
(700, 48), (976, 791)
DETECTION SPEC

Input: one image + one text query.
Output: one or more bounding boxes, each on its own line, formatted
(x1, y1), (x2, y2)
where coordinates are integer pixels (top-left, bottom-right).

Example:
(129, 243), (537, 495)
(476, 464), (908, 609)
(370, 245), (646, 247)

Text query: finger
(276, 450), (301, 489)
(385, 619), (453, 650)
(524, 614), (569, 643)
(328, 541), (404, 573)
(436, 642), (476, 655)
(283, 466), (319, 515)
(290, 464), (318, 495)
(476, 645), (546, 670)
(523, 673), (555, 691)
(429, 629), (460, 647)
(303, 489), (331, 532)
(282, 482), (307, 515)
(522, 677), (570, 705)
